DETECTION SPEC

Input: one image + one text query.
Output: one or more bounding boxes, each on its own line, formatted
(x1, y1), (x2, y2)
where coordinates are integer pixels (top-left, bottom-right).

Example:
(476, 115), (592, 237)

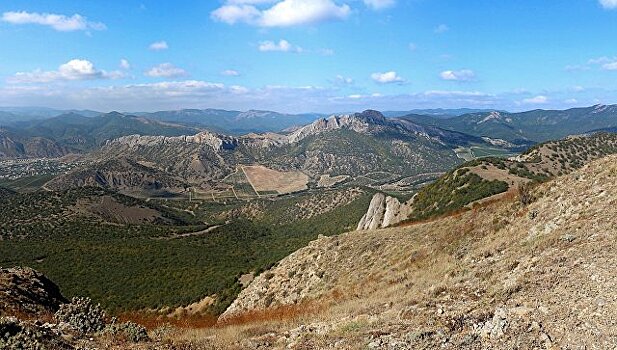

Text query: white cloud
(371, 71), (405, 84)
(581, 56), (617, 71)
(258, 39), (302, 52)
(1, 11), (105, 31)
(600, 0), (617, 9)
(145, 63), (187, 78)
(211, 0), (350, 27)
(334, 75), (353, 85)
(221, 69), (240, 76)
(434, 24), (449, 33)
(120, 59), (131, 70)
(149, 41), (168, 51)
(210, 5), (261, 24)
(602, 62), (617, 70)
(363, 0), (396, 10)
(8, 59), (123, 83)
(440, 69), (475, 81)
(522, 95), (548, 104)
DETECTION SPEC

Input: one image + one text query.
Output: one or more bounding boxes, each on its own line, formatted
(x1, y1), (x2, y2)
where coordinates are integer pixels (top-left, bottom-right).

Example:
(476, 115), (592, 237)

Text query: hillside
(403, 104), (617, 143)
(358, 132), (617, 227)
(49, 110), (511, 196)
(201, 154), (617, 349)
(0, 129), (68, 159)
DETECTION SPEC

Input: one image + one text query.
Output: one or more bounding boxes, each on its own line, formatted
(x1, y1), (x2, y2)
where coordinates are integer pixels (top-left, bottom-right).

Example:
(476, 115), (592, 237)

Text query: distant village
(0, 158), (84, 180)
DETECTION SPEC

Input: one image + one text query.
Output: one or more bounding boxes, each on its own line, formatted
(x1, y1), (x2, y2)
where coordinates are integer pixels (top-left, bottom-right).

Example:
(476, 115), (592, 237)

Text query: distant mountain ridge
(141, 109), (325, 134)
(402, 104), (617, 142)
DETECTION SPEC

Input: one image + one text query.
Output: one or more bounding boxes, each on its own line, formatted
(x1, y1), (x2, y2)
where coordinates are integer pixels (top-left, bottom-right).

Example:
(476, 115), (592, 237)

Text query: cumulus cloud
(258, 39), (302, 52)
(440, 69), (475, 81)
(145, 63), (187, 78)
(221, 69), (241, 76)
(522, 95), (548, 104)
(1, 11), (106, 31)
(211, 0), (350, 27)
(363, 0), (396, 10)
(600, 0), (617, 9)
(434, 24), (449, 33)
(149, 41), (168, 51)
(8, 59), (123, 83)
(371, 71), (405, 84)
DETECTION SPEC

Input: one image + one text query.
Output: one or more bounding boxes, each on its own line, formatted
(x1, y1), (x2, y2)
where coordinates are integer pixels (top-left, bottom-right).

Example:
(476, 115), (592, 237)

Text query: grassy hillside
(404, 132), (617, 222)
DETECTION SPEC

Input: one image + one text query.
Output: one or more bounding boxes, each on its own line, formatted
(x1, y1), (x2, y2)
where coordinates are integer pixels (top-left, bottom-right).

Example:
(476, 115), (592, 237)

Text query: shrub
(101, 319), (149, 343)
(518, 183), (535, 206)
(0, 317), (69, 350)
(54, 297), (106, 335)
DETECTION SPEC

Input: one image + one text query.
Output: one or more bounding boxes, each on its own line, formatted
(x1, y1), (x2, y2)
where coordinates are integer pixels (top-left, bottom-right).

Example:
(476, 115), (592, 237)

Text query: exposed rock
(0, 267), (68, 317)
(357, 193), (412, 230)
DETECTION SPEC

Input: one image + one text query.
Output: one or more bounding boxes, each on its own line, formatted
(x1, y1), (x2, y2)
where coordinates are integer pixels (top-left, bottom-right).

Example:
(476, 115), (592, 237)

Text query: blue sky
(0, 0), (616, 113)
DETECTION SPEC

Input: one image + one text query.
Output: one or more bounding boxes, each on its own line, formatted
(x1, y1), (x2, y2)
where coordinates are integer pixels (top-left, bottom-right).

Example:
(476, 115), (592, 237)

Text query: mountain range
(402, 104), (617, 143)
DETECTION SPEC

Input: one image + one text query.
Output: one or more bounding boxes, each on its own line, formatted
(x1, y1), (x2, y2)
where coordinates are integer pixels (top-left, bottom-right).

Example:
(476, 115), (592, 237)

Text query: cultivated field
(242, 165), (309, 195)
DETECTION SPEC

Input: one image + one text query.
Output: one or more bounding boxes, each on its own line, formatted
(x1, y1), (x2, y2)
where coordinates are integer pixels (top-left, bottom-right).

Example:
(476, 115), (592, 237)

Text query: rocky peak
(287, 110), (388, 143)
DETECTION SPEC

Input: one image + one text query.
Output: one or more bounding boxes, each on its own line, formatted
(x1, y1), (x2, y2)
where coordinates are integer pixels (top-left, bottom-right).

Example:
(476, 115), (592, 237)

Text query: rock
(0, 266), (68, 317)
(479, 308), (508, 339)
(357, 193), (412, 230)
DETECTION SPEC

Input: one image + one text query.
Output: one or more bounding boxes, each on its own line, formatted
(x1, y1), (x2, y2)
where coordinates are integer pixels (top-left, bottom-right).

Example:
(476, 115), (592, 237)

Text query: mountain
(0, 129), (68, 158)
(142, 109), (324, 134)
(216, 154), (617, 349)
(383, 108), (499, 118)
(0, 107), (102, 126)
(49, 110), (511, 195)
(402, 104), (617, 143)
(1, 112), (199, 157)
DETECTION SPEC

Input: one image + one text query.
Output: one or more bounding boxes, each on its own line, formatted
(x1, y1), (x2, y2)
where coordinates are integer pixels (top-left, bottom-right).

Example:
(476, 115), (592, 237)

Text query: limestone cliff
(356, 193), (412, 230)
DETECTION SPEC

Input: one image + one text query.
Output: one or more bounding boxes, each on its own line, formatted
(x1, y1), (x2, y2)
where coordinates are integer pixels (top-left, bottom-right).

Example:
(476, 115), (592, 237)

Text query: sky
(0, 0), (616, 113)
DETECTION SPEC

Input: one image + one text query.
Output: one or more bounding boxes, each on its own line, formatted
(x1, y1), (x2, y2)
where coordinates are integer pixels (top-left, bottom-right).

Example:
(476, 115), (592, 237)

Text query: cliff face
(356, 193), (412, 230)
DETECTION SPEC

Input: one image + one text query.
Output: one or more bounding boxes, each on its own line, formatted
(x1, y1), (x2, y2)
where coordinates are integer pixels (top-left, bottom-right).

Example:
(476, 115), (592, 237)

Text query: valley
(2, 104), (617, 349)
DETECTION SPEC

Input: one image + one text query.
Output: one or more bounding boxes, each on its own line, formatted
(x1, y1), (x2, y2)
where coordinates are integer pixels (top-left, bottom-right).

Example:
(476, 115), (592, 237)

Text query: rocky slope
(0, 267), (67, 317)
(213, 155), (617, 349)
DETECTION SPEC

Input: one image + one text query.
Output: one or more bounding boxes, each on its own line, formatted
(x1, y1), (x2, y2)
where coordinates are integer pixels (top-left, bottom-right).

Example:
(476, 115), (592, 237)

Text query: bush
(0, 316), (70, 350)
(54, 297), (107, 335)
(101, 319), (149, 343)
(518, 183), (535, 206)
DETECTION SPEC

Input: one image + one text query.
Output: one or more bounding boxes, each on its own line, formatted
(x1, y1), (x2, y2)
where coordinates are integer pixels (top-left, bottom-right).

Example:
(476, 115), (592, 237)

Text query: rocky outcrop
(356, 193), (412, 230)
(287, 110), (388, 143)
(0, 267), (68, 317)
